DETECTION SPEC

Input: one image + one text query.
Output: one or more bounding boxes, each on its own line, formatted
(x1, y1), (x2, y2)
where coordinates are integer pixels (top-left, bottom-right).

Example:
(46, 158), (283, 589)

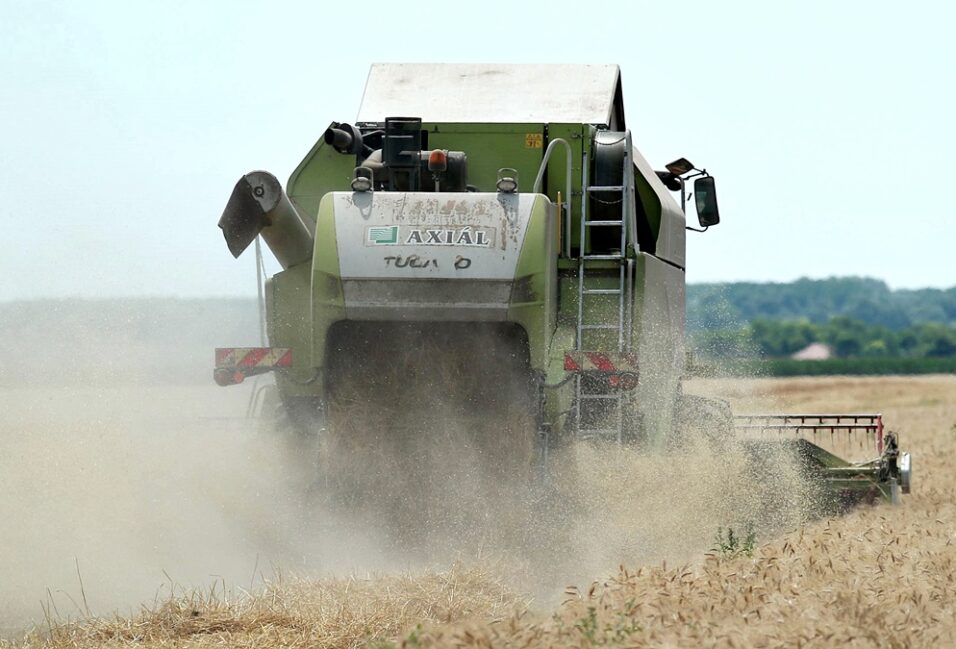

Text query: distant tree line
(688, 277), (956, 332)
(687, 277), (956, 374)
(695, 316), (956, 360)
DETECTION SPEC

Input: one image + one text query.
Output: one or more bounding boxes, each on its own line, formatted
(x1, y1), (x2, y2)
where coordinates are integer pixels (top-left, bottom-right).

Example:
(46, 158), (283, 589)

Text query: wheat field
(3, 375), (955, 648)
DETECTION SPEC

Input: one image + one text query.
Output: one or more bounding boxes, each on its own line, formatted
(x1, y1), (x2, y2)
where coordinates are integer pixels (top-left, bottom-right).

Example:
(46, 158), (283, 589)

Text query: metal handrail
(533, 138), (573, 258)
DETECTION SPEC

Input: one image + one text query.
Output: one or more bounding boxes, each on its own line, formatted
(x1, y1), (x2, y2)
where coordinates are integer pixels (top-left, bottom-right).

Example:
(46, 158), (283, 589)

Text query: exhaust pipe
(323, 122), (365, 155)
(218, 171), (314, 269)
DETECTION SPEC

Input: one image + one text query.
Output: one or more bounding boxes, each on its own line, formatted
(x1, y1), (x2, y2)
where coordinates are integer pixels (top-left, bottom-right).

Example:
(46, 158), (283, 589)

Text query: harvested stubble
(4, 567), (525, 649)
(6, 375), (956, 648)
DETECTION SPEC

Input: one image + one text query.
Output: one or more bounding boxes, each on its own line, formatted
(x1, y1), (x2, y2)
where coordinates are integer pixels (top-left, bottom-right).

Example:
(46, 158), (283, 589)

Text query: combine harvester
(214, 64), (911, 505)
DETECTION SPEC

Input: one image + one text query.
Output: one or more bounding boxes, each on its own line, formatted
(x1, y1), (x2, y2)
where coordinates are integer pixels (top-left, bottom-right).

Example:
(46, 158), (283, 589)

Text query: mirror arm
(672, 163), (716, 231)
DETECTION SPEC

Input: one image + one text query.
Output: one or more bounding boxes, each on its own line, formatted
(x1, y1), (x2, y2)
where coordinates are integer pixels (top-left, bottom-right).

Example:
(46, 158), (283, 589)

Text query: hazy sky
(1, 0), (952, 300)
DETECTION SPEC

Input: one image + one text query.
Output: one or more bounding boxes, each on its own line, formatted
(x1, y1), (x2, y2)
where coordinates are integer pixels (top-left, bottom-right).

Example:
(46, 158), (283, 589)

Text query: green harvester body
(214, 64), (910, 505)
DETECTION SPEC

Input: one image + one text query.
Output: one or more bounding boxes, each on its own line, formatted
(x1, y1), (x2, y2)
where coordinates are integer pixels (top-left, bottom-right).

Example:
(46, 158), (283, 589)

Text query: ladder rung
(574, 130), (632, 444)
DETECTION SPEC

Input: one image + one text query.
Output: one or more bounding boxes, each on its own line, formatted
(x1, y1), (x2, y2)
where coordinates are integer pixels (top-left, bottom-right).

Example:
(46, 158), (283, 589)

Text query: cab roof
(356, 63), (625, 127)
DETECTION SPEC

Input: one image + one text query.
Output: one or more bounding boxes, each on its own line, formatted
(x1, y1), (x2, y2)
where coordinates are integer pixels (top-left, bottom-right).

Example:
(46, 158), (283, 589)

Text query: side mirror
(694, 176), (720, 227)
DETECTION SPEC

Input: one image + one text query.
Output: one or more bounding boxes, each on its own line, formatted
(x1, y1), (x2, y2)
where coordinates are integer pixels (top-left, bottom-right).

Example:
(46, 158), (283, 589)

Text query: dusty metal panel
(634, 253), (685, 448)
(341, 279), (513, 321)
(357, 64), (621, 125)
(632, 146), (686, 269)
(332, 191), (535, 281)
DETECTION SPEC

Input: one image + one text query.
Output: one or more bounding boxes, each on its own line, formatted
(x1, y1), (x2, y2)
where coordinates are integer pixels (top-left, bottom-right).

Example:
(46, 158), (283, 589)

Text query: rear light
(427, 149), (448, 173)
(214, 368), (245, 386)
(615, 372), (639, 391)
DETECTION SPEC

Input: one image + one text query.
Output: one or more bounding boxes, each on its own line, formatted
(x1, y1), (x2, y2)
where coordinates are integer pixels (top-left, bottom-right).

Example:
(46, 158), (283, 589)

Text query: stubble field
(2, 374), (955, 648)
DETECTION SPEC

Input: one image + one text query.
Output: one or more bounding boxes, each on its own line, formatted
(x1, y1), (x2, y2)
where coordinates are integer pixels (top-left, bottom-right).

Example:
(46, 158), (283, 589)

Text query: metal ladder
(574, 131), (635, 442)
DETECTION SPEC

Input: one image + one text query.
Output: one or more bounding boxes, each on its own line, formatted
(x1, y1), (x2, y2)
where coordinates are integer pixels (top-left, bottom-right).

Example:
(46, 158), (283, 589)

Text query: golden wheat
(5, 375), (955, 648)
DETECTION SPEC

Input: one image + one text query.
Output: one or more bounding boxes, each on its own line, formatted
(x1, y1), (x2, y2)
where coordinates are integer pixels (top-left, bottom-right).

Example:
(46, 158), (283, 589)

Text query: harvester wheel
(274, 397), (324, 439)
(267, 397), (324, 481)
(674, 393), (735, 451)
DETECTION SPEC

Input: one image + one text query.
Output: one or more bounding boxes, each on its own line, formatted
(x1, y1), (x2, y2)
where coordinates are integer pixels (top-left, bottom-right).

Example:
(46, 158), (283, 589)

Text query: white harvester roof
(356, 63), (624, 125)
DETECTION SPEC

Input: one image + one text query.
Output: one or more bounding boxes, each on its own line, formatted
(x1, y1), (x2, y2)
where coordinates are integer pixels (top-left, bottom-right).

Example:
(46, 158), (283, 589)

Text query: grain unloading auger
(212, 64), (911, 505)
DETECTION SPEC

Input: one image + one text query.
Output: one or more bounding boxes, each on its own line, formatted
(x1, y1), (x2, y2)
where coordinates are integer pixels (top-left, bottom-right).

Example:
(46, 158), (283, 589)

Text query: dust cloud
(0, 382), (396, 637)
(0, 304), (818, 638)
(283, 321), (816, 601)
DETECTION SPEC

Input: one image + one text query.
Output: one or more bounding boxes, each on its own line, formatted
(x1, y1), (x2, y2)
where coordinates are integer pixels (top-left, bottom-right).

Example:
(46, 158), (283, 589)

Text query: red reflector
(236, 347), (270, 368)
(585, 352), (616, 372)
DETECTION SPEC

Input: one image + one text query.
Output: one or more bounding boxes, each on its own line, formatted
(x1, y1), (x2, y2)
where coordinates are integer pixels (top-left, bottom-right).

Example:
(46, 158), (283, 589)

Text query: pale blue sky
(1, 0), (952, 300)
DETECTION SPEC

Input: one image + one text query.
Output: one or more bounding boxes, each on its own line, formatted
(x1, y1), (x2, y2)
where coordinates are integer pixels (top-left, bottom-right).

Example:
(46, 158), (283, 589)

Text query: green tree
(824, 316), (867, 357)
(916, 323), (956, 358)
(750, 318), (818, 356)
(693, 327), (755, 358)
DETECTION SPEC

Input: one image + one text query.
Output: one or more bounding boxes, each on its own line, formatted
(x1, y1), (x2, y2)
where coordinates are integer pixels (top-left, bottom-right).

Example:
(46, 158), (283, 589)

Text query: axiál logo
(367, 225), (399, 245)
